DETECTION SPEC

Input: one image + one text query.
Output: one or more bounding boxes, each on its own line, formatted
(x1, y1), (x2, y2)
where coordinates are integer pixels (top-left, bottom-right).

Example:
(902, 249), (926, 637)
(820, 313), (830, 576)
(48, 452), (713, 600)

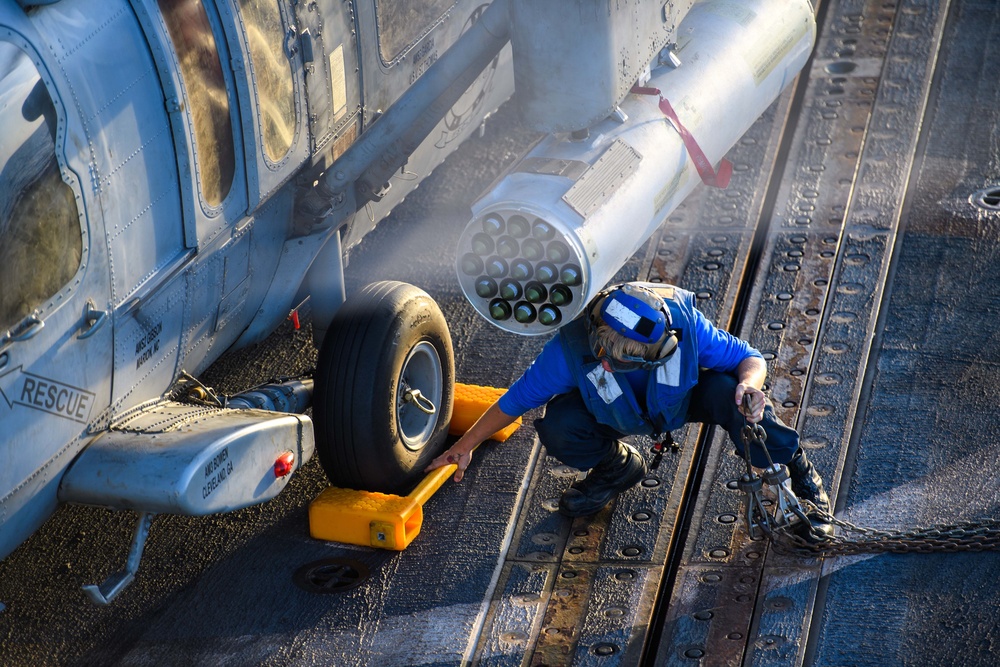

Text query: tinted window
(376, 0), (456, 63)
(158, 0), (236, 207)
(0, 43), (82, 333)
(238, 0), (295, 162)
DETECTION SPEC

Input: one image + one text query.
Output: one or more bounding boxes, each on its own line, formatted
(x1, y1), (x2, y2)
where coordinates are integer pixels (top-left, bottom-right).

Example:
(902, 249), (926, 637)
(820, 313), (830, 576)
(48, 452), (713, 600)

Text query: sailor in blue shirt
(428, 282), (832, 537)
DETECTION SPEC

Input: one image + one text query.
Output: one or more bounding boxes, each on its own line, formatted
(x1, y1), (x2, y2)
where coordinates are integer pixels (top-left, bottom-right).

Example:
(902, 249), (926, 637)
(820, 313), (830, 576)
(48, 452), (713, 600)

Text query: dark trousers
(534, 369), (799, 470)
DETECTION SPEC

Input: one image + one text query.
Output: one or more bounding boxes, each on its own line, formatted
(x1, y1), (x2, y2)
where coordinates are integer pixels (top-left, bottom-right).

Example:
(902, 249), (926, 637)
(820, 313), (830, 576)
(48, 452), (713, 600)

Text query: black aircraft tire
(314, 281), (455, 493)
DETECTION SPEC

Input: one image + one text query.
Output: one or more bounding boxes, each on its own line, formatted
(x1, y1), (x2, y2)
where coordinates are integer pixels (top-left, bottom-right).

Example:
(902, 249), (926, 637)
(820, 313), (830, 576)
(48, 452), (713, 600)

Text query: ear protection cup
(652, 326), (679, 361)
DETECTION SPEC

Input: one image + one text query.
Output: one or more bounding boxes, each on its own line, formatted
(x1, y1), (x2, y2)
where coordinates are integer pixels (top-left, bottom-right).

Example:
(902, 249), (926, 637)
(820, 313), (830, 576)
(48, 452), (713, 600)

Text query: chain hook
(737, 472), (772, 539)
(737, 392), (811, 535)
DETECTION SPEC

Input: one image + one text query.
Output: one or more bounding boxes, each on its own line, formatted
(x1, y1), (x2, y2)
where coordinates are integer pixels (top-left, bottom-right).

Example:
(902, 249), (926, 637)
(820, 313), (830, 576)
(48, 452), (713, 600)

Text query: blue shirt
(498, 305), (761, 418)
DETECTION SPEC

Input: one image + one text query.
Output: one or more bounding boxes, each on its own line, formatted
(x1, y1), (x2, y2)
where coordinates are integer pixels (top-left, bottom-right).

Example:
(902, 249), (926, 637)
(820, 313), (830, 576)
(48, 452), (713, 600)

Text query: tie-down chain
(736, 395), (1000, 556)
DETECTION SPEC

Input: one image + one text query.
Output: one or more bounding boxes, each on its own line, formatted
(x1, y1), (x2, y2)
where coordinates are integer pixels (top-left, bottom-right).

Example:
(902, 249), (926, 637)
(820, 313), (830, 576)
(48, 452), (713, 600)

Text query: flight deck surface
(1, 0), (999, 665)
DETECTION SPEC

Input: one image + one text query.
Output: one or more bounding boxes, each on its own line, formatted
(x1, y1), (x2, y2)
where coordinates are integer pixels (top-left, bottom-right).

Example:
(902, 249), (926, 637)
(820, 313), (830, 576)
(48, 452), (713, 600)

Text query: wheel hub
(397, 341), (443, 451)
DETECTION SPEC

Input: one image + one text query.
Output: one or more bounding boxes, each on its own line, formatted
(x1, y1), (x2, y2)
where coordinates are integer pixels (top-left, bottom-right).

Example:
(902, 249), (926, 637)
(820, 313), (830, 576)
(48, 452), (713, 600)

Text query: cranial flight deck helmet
(585, 283), (680, 371)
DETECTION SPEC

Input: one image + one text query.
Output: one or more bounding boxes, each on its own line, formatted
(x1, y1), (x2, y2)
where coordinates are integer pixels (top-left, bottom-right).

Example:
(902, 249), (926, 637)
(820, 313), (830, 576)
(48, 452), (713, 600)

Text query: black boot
(786, 448), (835, 541)
(559, 441), (647, 517)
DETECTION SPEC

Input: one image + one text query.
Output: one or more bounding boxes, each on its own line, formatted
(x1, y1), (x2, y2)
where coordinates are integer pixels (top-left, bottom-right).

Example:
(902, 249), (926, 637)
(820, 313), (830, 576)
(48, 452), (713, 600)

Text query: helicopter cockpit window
(0, 42), (82, 334)
(237, 0), (295, 163)
(158, 0), (236, 208)
(376, 0), (456, 63)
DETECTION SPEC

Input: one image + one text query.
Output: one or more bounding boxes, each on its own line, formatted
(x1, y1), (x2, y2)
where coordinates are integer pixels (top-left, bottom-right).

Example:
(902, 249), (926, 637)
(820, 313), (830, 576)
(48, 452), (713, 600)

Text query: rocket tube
(456, 0), (816, 334)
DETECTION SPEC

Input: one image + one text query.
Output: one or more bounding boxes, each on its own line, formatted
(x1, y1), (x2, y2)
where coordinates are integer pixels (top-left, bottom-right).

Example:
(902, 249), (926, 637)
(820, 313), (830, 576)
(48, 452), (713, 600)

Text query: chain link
(765, 502), (1000, 556)
(735, 400), (1000, 555)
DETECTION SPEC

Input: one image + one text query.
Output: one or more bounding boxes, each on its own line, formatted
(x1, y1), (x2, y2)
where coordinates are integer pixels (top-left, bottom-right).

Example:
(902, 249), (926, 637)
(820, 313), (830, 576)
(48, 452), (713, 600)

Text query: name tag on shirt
(655, 349), (682, 387)
(587, 366), (623, 404)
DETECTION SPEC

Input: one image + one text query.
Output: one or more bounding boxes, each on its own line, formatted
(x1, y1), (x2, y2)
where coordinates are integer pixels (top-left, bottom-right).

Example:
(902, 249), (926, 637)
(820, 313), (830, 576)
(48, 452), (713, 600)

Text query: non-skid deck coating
(1, 0), (999, 665)
(654, 0), (979, 664)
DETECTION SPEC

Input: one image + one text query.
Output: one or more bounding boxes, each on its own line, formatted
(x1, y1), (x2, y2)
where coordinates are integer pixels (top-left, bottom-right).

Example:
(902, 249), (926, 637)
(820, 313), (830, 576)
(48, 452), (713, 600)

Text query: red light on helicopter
(274, 451), (295, 478)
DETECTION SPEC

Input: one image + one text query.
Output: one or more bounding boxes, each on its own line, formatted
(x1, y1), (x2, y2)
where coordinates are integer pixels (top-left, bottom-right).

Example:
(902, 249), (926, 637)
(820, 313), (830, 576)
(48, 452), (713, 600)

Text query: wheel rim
(397, 340), (444, 451)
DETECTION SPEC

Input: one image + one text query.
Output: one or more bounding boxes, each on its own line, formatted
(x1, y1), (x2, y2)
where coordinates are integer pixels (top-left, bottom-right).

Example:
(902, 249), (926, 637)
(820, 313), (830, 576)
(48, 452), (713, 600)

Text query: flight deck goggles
(589, 342), (657, 373)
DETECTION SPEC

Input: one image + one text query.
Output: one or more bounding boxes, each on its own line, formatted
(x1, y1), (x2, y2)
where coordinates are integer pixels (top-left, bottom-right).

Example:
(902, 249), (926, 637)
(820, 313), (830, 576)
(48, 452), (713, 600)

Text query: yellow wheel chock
(308, 383), (520, 550)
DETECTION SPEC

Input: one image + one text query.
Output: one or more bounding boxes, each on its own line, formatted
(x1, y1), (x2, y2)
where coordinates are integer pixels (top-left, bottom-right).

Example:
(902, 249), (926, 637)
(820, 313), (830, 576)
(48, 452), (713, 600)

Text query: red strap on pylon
(631, 85), (732, 189)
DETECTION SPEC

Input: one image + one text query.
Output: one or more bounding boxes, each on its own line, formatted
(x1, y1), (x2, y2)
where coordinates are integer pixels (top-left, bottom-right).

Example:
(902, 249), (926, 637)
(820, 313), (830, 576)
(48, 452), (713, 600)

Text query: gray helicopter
(0, 0), (812, 603)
